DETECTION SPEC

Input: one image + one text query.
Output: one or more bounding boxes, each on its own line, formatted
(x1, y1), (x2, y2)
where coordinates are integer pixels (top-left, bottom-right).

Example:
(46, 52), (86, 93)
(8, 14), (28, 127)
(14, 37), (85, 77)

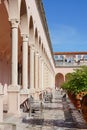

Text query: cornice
(35, 0), (55, 64)
(54, 52), (87, 55)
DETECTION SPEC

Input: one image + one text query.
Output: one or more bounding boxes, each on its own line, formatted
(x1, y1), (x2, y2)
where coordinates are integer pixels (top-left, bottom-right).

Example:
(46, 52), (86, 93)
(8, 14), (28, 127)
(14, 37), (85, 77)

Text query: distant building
(54, 52), (87, 89)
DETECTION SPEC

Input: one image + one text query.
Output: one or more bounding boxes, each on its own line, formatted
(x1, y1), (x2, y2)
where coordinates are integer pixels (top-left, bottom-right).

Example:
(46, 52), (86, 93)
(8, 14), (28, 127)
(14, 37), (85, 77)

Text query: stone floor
(2, 90), (87, 130)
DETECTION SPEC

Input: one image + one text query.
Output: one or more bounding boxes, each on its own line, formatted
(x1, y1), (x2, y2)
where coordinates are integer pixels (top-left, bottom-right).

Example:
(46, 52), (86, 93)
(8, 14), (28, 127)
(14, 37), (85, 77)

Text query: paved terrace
(2, 90), (87, 130)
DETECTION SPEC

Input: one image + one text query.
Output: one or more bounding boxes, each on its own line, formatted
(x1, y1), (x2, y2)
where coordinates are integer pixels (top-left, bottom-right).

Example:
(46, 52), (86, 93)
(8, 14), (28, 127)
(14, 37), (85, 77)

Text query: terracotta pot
(68, 92), (81, 109)
(81, 94), (87, 122)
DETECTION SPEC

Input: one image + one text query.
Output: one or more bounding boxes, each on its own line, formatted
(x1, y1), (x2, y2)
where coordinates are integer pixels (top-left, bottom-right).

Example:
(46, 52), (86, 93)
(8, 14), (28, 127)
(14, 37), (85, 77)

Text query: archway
(35, 28), (38, 44)
(29, 16), (34, 43)
(65, 73), (72, 81)
(55, 73), (64, 89)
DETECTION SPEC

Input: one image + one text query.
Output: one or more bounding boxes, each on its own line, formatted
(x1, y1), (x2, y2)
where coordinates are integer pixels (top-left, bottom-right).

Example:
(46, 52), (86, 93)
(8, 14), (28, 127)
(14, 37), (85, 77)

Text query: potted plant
(62, 66), (87, 109)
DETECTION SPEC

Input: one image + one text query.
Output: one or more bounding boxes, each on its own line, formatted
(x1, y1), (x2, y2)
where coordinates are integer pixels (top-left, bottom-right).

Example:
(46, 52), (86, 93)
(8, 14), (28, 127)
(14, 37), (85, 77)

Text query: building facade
(0, 0), (55, 119)
(54, 52), (87, 89)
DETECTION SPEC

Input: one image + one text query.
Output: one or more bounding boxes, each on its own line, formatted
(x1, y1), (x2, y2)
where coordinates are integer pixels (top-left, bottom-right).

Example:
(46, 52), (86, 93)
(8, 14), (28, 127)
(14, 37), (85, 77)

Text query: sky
(42, 0), (87, 52)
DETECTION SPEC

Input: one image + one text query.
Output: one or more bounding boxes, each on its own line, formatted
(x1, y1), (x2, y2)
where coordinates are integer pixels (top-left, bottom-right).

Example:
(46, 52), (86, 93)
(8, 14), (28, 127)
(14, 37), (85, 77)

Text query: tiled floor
(3, 90), (87, 130)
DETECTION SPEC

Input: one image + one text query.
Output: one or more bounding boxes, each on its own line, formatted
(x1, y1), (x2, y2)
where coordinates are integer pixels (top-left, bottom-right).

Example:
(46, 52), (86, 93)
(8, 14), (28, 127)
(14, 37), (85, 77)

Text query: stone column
(41, 59), (44, 91)
(34, 52), (39, 100)
(41, 59), (44, 99)
(35, 52), (39, 89)
(46, 67), (49, 89)
(43, 62), (46, 90)
(22, 35), (29, 90)
(38, 56), (42, 89)
(20, 35), (29, 103)
(8, 20), (20, 115)
(30, 46), (35, 91)
(11, 20), (19, 85)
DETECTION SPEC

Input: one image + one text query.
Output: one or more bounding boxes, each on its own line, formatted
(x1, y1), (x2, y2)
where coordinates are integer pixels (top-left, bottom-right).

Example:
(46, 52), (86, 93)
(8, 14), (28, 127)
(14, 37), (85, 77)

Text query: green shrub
(62, 66), (87, 95)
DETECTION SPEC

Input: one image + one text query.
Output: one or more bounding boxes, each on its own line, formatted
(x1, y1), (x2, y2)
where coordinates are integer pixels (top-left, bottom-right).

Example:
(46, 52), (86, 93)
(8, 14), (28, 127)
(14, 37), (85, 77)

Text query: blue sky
(42, 0), (87, 52)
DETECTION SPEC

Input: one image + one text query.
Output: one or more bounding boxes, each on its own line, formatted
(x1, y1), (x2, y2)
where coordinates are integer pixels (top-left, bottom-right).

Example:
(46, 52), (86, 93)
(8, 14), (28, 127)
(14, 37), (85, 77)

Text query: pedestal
(0, 94), (3, 122)
(8, 85), (20, 115)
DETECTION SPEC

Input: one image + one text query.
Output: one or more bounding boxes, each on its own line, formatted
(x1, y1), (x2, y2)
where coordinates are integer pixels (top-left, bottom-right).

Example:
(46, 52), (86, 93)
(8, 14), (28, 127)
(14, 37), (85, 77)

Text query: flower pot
(81, 94), (87, 122)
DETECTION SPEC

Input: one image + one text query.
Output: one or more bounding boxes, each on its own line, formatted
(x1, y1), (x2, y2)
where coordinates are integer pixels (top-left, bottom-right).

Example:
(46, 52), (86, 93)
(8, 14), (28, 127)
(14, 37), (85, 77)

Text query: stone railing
(55, 61), (87, 67)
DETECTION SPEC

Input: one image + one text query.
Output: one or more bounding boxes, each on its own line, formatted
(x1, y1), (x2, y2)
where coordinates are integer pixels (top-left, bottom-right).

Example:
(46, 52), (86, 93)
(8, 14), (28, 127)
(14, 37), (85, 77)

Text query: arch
(35, 28), (38, 44)
(20, 0), (28, 35)
(29, 15), (34, 42)
(42, 44), (43, 52)
(29, 16), (34, 29)
(65, 73), (72, 81)
(39, 36), (41, 48)
(43, 47), (45, 53)
(55, 73), (64, 89)
(8, 0), (19, 20)
(39, 36), (41, 50)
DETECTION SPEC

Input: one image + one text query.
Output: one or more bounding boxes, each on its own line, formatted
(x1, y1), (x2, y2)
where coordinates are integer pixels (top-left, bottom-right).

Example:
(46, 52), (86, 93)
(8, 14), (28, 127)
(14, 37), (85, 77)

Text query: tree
(62, 66), (87, 95)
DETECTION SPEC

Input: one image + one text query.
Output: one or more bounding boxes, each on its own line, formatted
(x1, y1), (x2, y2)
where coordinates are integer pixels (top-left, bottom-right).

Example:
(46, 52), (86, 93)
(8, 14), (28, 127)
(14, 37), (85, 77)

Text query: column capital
(10, 19), (19, 28)
(35, 49), (39, 55)
(39, 55), (44, 61)
(41, 57), (44, 62)
(30, 45), (35, 51)
(21, 34), (29, 42)
(39, 55), (41, 59)
(35, 52), (39, 56)
(29, 41), (35, 47)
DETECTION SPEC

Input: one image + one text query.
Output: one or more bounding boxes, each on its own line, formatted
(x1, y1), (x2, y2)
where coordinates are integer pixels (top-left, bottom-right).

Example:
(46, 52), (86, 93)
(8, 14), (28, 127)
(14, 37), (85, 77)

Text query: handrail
(20, 96), (34, 112)
(20, 98), (30, 112)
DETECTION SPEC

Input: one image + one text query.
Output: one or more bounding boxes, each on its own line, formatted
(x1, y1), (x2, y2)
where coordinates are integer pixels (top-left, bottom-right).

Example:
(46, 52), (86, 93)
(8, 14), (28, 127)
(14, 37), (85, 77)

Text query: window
(84, 55), (87, 60)
(54, 55), (58, 60)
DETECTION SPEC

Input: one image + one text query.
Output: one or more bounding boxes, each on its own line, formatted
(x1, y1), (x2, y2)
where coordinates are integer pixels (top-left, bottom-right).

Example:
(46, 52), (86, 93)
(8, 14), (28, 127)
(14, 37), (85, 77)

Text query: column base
(29, 88), (36, 99)
(34, 92), (40, 101)
(8, 85), (20, 115)
(34, 89), (43, 101)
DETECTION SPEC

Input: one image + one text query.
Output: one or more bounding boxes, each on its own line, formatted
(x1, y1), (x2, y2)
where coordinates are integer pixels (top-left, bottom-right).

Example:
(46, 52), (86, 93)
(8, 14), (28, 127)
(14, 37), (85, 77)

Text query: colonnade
(0, 0), (55, 118)
(7, 19), (55, 115)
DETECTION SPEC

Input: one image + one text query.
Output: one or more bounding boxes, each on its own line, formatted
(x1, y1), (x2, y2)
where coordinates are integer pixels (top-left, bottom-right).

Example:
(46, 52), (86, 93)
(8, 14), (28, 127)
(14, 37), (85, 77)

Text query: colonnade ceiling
(0, 2), (11, 60)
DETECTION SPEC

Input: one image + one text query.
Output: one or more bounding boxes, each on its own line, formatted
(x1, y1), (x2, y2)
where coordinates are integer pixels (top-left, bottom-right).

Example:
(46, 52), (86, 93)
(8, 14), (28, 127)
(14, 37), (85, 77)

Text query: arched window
(54, 55), (58, 60)
(84, 55), (87, 60)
